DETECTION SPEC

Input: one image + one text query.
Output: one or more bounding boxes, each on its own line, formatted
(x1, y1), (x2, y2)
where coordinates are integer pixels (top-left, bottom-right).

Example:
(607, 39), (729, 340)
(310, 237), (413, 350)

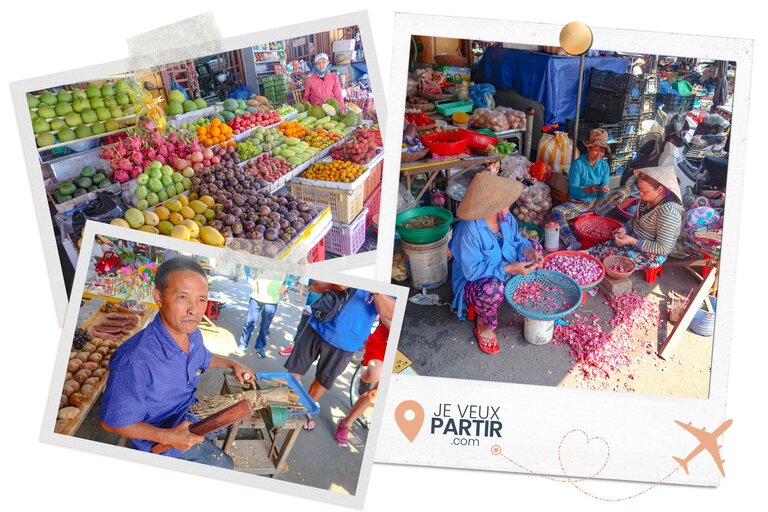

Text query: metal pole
(572, 53), (586, 167)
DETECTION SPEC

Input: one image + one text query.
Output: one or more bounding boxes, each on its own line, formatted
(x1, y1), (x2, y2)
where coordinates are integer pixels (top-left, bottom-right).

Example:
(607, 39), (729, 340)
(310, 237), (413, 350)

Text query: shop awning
(472, 48), (631, 125)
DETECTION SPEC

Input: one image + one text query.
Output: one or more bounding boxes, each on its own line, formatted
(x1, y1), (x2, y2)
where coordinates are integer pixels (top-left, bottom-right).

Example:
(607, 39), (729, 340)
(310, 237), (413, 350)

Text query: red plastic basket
(459, 129), (499, 149)
(421, 131), (469, 156)
(573, 214), (623, 249)
(617, 197), (640, 220)
(307, 238), (325, 263)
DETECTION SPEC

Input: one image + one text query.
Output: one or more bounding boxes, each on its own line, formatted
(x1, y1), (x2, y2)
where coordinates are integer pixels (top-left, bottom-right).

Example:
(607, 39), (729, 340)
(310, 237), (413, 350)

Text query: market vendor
(450, 173), (544, 355)
(303, 53), (345, 111)
(588, 166), (685, 269)
(99, 257), (255, 469)
(550, 129), (630, 250)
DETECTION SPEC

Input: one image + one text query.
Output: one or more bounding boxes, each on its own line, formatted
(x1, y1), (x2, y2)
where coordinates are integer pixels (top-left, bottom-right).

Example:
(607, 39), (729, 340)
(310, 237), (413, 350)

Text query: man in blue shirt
(99, 257), (255, 469)
(550, 129), (630, 249)
(284, 282), (395, 430)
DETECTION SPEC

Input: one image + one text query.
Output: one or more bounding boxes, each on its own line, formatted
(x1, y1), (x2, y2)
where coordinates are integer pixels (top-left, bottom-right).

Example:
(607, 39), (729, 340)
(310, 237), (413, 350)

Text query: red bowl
(459, 129), (499, 149)
(617, 198), (640, 220)
(421, 131), (469, 156)
(574, 215), (623, 248)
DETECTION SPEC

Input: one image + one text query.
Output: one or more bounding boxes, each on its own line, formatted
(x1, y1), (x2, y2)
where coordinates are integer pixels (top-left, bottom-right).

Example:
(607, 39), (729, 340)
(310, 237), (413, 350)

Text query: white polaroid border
(10, 10), (387, 326)
(40, 220), (408, 510)
(375, 13), (752, 487)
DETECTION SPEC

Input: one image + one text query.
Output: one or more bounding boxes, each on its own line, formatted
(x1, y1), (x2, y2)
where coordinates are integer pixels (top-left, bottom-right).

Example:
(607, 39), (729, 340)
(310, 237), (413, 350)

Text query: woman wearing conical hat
(587, 166), (685, 269)
(449, 173), (544, 355)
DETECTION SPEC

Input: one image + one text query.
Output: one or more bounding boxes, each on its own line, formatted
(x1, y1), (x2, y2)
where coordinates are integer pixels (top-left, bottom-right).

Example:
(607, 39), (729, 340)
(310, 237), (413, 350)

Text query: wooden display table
(401, 154), (504, 202)
(219, 373), (306, 476)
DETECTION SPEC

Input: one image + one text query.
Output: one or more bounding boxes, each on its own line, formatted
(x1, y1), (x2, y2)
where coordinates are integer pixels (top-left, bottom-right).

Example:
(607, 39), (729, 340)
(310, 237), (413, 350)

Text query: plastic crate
(645, 75), (659, 95)
(288, 180), (364, 224)
(587, 68), (645, 99)
(363, 183), (382, 228)
(307, 237), (326, 263)
(325, 207), (368, 256)
(641, 95), (656, 114)
(656, 93), (695, 113)
(609, 153), (634, 175)
(565, 119), (621, 141)
(364, 158), (383, 200)
(612, 136), (637, 155)
(584, 95), (643, 124)
(640, 112), (654, 123)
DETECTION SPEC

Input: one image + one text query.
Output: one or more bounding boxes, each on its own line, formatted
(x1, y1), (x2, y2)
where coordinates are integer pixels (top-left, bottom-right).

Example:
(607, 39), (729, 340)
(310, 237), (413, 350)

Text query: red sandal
(473, 327), (500, 355)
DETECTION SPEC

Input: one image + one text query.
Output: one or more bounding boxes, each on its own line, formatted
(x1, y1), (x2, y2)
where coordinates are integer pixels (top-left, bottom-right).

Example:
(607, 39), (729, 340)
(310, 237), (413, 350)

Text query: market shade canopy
(472, 48), (629, 125)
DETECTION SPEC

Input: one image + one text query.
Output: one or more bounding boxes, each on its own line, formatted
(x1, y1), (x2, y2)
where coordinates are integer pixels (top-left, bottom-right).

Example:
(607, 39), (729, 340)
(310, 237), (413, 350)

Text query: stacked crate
(580, 68), (647, 174)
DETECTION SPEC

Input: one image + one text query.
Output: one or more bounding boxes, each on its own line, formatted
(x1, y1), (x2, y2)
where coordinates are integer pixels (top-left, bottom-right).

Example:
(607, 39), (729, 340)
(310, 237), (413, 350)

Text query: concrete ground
(395, 261), (714, 399)
(76, 275), (370, 495)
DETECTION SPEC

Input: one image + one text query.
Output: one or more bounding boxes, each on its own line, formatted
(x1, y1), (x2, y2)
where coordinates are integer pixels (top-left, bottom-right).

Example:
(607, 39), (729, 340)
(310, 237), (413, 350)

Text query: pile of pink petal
(608, 261), (635, 274)
(511, 282), (568, 313)
(553, 292), (660, 382)
(544, 254), (603, 285)
(579, 222), (613, 239)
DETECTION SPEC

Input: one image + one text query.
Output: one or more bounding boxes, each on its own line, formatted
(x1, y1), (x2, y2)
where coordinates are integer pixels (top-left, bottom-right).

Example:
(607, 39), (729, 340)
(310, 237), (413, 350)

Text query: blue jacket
(568, 154), (610, 201)
(449, 213), (533, 318)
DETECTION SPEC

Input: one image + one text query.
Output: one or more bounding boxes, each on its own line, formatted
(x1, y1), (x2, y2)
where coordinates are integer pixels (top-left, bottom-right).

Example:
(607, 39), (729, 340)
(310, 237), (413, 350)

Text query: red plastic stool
(205, 300), (220, 320)
(644, 266), (664, 284)
(467, 304), (476, 321)
(701, 265), (714, 279)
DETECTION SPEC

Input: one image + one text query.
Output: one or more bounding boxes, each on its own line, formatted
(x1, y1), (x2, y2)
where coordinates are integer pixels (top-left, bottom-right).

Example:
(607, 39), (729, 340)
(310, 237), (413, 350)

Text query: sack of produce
(513, 181), (553, 227)
(468, 83), (496, 109)
(537, 132), (575, 173)
(469, 108), (509, 132)
(500, 155), (533, 182)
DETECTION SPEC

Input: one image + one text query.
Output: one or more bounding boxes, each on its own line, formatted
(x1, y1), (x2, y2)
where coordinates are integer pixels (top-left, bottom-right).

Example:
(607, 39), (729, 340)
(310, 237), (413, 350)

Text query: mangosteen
(292, 221), (304, 231)
(223, 199), (233, 209)
(279, 219), (290, 230)
(211, 220), (223, 231)
(285, 194), (295, 202)
(244, 221), (256, 231)
(247, 195), (259, 206)
(265, 228), (278, 241)
(269, 220), (281, 230)
(301, 213), (312, 223)
(214, 179), (224, 189)
(231, 207), (243, 218)
(232, 222), (243, 235)
(215, 211), (226, 221)
(214, 204), (224, 214)
(268, 211), (281, 221)
(254, 224), (266, 234)
(221, 226), (233, 238)
(235, 185), (244, 194)
(287, 201), (298, 210)
(298, 202), (310, 212)
(307, 209), (318, 218)
(206, 175), (215, 184)
(225, 170), (234, 180)
(252, 230), (264, 241)
(277, 196), (288, 206)
(258, 205), (271, 216)
(224, 214), (236, 226)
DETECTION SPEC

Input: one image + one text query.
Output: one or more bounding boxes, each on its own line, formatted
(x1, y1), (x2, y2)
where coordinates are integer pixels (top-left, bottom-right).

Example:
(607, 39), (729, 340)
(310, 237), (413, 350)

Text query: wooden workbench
(219, 373), (306, 476)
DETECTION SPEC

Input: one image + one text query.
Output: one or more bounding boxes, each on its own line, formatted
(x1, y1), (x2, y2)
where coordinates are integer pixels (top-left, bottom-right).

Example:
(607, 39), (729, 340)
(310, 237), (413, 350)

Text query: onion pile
(543, 254), (603, 285)
(511, 282), (568, 313)
(553, 292), (661, 383)
(579, 222), (614, 239)
(608, 261), (634, 273)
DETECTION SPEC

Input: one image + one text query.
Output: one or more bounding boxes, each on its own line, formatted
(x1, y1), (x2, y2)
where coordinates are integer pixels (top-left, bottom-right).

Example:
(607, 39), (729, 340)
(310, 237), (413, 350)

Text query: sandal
(303, 414), (316, 431)
(473, 327), (500, 355)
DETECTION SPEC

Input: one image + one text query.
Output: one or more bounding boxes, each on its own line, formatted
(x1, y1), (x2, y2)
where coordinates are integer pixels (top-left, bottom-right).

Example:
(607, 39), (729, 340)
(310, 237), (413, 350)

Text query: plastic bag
(398, 182), (418, 213)
(496, 107), (526, 130)
(446, 167), (484, 201)
(229, 84), (252, 100)
(513, 181), (553, 226)
(469, 108), (508, 132)
(407, 77), (419, 97)
(499, 155), (532, 182)
(168, 75), (188, 101)
(454, 81), (470, 102)
(537, 132), (574, 173)
(126, 79), (166, 132)
(468, 83), (496, 109)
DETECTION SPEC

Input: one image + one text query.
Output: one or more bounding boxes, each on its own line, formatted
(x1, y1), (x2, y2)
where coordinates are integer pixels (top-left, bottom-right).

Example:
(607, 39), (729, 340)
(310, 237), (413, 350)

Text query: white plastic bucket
(523, 317), (554, 345)
(401, 230), (452, 290)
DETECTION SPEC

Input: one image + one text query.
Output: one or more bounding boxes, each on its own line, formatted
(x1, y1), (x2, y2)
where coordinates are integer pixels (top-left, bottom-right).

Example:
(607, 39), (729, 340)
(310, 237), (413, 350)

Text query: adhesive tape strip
(126, 13), (224, 72)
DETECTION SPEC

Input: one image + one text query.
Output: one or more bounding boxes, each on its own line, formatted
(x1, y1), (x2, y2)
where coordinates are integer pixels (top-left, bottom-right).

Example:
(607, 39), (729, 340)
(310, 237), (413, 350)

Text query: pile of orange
(304, 129), (342, 149)
(303, 159), (366, 183)
(197, 118), (234, 147)
(278, 121), (308, 139)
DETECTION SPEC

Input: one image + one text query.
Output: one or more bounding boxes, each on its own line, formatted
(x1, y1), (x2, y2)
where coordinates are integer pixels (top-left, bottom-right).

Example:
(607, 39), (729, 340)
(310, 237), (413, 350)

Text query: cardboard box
(332, 39), (356, 53)
(437, 65), (471, 84)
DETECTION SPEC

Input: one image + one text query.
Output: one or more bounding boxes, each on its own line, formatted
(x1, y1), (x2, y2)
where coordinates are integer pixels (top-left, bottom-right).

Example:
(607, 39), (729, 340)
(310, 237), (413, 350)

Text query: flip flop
(473, 327), (500, 355)
(303, 415), (315, 431)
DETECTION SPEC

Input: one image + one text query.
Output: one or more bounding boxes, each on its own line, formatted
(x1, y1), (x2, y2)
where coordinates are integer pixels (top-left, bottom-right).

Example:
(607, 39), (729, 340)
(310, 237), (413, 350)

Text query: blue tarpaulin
(472, 48), (631, 126)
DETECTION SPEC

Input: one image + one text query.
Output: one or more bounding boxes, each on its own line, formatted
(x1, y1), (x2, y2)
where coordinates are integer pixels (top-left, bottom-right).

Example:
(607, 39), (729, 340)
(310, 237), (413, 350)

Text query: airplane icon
(673, 419), (733, 477)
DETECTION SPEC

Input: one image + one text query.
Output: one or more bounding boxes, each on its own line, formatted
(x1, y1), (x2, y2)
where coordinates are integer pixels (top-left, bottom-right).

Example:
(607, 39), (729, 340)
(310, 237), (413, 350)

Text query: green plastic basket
(395, 207), (453, 244)
(435, 100), (474, 116)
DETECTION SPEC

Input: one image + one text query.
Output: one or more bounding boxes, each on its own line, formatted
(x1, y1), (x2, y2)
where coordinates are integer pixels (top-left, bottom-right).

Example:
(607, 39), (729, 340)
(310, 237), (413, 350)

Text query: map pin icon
(395, 400), (425, 442)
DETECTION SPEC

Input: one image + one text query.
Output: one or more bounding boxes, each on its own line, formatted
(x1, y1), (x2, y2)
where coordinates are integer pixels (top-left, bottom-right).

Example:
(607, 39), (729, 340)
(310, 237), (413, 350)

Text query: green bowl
(518, 221), (544, 242)
(395, 207), (453, 244)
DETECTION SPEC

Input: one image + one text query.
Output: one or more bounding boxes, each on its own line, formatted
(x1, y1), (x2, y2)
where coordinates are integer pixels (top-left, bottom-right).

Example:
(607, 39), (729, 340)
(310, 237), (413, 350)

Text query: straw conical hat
(634, 165), (682, 203)
(457, 173), (524, 220)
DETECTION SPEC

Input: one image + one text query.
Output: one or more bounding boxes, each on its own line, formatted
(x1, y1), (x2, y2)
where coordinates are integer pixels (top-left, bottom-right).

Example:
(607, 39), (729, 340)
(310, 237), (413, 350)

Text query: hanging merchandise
(537, 132), (575, 173)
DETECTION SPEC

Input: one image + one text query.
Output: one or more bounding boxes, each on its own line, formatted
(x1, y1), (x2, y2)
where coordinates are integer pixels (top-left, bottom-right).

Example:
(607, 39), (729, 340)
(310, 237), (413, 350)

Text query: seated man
(550, 128), (630, 250)
(99, 256), (255, 469)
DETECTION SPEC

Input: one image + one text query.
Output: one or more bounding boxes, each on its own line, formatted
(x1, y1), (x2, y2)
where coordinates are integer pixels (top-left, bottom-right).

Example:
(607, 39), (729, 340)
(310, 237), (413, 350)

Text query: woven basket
(504, 270), (582, 321)
(416, 123), (437, 134)
(401, 147), (429, 163)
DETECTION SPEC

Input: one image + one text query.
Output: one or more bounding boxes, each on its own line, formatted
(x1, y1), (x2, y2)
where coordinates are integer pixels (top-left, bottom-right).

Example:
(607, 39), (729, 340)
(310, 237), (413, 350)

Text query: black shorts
(284, 324), (354, 390)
